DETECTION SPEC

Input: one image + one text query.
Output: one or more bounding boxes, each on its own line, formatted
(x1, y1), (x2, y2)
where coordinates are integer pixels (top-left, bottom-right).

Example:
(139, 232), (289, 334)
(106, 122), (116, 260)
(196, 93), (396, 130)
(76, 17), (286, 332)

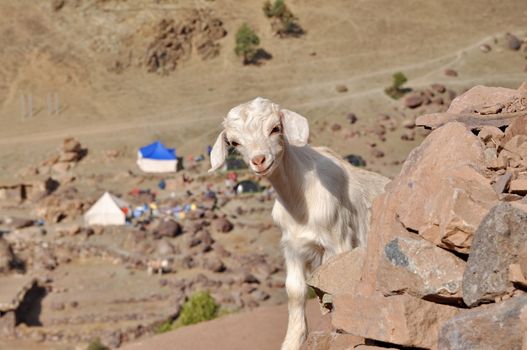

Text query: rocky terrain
(307, 82), (527, 349)
(0, 1), (527, 349)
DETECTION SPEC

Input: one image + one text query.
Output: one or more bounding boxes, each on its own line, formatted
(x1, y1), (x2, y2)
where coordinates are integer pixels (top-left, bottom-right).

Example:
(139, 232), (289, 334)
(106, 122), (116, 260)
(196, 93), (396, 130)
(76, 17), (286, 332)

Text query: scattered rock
(213, 217), (233, 233)
(431, 83), (446, 94)
(462, 203), (527, 307)
(346, 113), (358, 124)
(479, 44), (491, 53)
(202, 255), (225, 273)
(331, 123), (342, 132)
(505, 33), (522, 51)
(404, 94), (423, 109)
(335, 84), (348, 93)
(438, 295), (527, 350)
(371, 149), (384, 158)
(154, 219), (183, 239)
(444, 69), (458, 77)
(0, 238), (14, 274)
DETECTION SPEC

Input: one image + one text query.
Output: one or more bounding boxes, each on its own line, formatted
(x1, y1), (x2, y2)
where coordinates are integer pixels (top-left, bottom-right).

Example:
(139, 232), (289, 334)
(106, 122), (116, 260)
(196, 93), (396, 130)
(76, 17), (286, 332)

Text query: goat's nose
(251, 155), (266, 166)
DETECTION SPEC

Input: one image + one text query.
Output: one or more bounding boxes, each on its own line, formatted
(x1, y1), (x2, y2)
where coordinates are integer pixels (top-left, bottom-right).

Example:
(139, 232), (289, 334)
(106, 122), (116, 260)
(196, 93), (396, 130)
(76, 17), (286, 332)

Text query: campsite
(0, 0), (527, 349)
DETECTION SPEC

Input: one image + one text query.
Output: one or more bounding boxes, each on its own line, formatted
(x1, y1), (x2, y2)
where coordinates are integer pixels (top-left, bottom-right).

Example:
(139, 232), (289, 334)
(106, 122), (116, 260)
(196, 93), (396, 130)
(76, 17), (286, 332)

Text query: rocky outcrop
(307, 82), (527, 350)
(438, 295), (527, 350)
(462, 203), (527, 307)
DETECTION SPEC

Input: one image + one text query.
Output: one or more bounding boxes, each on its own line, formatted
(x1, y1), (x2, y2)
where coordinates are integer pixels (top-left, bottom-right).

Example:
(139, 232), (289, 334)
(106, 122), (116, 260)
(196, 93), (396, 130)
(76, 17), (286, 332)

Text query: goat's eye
(230, 140), (240, 147)
(270, 125), (281, 135)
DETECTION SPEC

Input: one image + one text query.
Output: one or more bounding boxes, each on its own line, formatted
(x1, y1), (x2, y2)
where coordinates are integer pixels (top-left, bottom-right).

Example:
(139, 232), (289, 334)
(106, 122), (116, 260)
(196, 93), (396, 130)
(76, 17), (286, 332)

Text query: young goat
(209, 97), (389, 350)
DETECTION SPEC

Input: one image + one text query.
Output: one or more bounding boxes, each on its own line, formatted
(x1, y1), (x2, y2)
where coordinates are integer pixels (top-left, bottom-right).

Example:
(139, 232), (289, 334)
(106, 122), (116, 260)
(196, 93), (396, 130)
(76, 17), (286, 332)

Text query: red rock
(506, 33), (522, 51)
(404, 94), (423, 109)
(438, 295), (527, 350)
(402, 118), (415, 129)
(501, 116), (527, 146)
(308, 248), (364, 297)
(444, 69), (458, 77)
(478, 125), (504, 144)
(492, 172), (513, 194)
(332, 292), (458, 349)
(392, 123), (497, 253)
(213, 217), (234, 233)
(431, 83), (446, 94)
(62, 137), (81, 153)
(447, 85), (522, 114)
(378, 236), (465, 301)
(509, 179), (527, 195)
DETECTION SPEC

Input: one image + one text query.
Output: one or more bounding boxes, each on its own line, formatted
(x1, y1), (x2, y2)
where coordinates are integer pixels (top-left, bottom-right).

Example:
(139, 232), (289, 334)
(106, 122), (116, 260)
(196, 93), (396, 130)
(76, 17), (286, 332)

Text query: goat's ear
(280, 109), (309, 147)
(209, 130), (228, 173)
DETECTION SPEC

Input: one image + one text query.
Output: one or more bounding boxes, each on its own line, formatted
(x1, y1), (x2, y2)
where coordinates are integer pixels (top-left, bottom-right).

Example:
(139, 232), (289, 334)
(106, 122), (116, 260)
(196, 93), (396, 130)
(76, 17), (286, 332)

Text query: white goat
(209, 97), (389, 350)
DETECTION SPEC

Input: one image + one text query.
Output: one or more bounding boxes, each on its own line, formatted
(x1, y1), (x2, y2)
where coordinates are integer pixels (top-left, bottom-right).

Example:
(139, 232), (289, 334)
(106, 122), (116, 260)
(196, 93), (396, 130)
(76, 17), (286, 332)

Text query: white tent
(84, 192), (129, 226)
(137, 141), (178, 173)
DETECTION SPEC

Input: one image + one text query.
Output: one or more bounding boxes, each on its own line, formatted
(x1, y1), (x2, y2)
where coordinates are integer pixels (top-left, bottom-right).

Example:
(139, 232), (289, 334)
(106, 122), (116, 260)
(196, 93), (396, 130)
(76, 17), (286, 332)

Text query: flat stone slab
(0, 274), (36, 312)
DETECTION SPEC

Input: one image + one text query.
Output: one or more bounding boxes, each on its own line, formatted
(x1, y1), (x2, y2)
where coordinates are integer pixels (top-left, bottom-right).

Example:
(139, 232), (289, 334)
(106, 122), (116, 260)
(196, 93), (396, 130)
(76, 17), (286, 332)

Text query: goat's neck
(267, 144), (307, 212)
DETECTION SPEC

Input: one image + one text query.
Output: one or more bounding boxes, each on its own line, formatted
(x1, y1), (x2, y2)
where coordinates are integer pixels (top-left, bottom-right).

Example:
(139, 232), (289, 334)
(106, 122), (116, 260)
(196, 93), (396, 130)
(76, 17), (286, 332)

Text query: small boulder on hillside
(404, 94), (423, 109)
(154, 219), (183, 239)
(0, 238), (14, 274)
(213, 217), (234, 233)
(444, 69), (458, 77)
(505, 33), (522, 51)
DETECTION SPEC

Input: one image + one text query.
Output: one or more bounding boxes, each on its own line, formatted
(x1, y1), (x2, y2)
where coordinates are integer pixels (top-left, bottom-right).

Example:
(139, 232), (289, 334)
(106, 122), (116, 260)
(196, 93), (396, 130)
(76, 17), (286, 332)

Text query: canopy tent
(84, 192), (129, 226)
(235, 180), (261, 194)
(137, 141), (178, 173)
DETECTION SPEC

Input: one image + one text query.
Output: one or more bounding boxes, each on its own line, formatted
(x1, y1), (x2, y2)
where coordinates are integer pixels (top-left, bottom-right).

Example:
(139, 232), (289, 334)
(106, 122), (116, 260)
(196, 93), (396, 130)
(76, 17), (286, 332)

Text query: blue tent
(139, 141), (176, 160)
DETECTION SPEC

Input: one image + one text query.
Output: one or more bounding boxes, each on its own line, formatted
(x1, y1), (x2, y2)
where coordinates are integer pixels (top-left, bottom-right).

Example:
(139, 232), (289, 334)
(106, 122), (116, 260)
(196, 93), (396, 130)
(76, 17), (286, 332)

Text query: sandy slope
(121, 299), (323, 350)
(0, 0), (526, 178)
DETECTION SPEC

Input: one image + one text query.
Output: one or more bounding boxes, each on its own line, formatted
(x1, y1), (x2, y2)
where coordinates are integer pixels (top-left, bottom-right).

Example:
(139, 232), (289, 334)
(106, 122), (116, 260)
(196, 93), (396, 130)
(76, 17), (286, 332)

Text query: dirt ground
(0, 1), (526, 349)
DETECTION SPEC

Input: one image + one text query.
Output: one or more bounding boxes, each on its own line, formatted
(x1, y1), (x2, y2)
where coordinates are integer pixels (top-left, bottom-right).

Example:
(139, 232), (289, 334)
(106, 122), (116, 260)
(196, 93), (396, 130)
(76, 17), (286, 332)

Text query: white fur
(210, 97), (389, 350)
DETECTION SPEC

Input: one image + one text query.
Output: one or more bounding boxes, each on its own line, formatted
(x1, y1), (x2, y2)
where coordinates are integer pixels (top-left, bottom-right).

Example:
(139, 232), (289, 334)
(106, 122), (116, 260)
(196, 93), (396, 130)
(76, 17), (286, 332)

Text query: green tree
(235, 24), (260, 64)
(385, 72), (409, 99)
(393, 72), (408, 90)
(177, 291), (219, 326)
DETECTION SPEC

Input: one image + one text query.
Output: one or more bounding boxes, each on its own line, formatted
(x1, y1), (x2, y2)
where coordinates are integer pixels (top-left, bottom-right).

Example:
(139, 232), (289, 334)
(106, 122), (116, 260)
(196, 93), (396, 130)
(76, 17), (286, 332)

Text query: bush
(87, 338), (109, 350)
(393, 72), (408, 90)
(155, 319), (175, 334)
(235, 24), (260, 64)
(385, 72), (409, 99)
(177, 291), (219, 326)
(262, 0), (302, 37)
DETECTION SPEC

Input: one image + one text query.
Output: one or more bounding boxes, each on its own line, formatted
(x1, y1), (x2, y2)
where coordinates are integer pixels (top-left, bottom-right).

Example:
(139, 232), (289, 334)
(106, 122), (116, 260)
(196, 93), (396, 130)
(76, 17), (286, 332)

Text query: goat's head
(209, 97), (309, 176)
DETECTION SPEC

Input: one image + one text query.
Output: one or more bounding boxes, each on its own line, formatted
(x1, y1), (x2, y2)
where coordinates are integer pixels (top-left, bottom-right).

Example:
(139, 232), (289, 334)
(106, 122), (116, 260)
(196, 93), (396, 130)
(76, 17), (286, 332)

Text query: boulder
(506, 33), (522, 51)
(62, 137), (82, 153)
(444, 69), (458, 77)
(154, 219), (183, 238)
(462, 203), (527, 307)
(0, 238), (14, 274)
(492, 172), (513, 194)
(447, 85), (522, 114)
(308, 248), (364, 297)
(478, 125), (504, 144)
(213, 217), (234, 233)
(377, 236), (465, 301)
(404, 94), (423, 109)
(390, 122), (497, 253)
(501, 116), (527, 146)
(332, 292), (458, 349)
(509, 179), (527, 195)
(438, 295), (527, 350)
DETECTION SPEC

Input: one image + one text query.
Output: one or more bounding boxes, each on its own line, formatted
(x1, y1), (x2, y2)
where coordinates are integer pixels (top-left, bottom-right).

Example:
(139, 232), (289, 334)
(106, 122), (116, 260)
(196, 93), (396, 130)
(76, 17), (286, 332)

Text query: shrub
(86, 338), (109, 350)
(385, 72), (409, 99)
(262, 0), (302, 37)
(393, 72), (408, 90)
(177, 291), (219, 326)
(155, 319), (175, 334)
(235, 24), (261, 64)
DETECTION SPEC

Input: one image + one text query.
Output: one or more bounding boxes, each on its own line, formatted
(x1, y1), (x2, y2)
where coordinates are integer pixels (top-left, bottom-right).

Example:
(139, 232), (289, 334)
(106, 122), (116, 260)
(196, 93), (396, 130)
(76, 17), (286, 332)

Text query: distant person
(207, 145), (212, 156)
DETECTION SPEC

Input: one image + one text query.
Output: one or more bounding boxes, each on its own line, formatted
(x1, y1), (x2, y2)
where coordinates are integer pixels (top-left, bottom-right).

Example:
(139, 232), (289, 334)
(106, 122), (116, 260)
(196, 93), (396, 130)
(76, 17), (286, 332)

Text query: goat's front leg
(281, 246), (308, 350)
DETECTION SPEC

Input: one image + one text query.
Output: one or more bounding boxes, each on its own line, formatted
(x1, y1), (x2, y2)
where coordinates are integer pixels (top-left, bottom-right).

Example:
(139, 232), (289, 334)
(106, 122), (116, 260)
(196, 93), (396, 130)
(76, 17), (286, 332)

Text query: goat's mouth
(255, 160), (275, 176)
